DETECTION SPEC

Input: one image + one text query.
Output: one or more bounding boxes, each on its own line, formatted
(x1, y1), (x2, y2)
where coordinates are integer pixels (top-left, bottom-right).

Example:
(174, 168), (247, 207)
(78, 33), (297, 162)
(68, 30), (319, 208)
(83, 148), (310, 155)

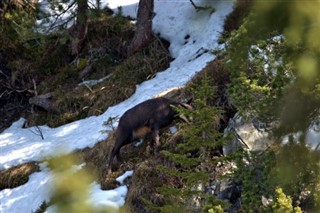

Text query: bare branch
(28, 126), (44, 140)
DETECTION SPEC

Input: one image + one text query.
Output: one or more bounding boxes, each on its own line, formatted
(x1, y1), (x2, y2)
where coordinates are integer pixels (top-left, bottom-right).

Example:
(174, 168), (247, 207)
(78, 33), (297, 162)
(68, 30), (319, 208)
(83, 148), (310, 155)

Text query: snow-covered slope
(0, 0), (234, 212)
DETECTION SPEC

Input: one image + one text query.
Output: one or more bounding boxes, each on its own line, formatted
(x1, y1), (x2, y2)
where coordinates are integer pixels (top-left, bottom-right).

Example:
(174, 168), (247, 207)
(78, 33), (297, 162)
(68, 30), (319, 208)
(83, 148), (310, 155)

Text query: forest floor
(0, 0), (257, 212)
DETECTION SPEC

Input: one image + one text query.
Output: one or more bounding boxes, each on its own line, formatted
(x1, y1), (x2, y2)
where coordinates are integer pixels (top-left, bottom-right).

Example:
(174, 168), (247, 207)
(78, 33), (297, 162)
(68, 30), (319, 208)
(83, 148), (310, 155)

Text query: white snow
(0, 0), (235, 212)
(116, 171), (134, 185)
(36, 0), (77, 32)
(305, 118), (320, 150)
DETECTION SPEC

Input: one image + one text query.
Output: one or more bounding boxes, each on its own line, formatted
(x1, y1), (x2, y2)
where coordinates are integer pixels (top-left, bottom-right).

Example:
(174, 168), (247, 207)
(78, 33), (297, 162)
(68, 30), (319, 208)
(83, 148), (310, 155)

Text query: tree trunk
(71, 0), (88, 55)
(127, 0), (154, 56)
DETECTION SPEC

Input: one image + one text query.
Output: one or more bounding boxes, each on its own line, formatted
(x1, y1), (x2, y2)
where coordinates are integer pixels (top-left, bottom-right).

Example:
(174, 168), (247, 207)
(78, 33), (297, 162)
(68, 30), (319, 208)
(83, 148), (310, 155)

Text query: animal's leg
(107, 146), (123, 174)
(107, 134), (129, 174)
(110, 140), (125, 164)
(152, 128), (160, 154)
(107, 148), (116, 174)
(115, 151), (123, 163)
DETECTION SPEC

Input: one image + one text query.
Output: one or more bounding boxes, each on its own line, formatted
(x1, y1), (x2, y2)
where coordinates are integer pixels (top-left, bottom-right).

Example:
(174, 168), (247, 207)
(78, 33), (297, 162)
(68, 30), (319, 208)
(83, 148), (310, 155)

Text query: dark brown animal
(107, 97), (192, 174)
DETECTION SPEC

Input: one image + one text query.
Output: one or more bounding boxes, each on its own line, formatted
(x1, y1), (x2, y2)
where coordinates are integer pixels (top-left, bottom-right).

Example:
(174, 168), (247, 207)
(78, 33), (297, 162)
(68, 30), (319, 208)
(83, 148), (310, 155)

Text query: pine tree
(156, 76), (227, 212)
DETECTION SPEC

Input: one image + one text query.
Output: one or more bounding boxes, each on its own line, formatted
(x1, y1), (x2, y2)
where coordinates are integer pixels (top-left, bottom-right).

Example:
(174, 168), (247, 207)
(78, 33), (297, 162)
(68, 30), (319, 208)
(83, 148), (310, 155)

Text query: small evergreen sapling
(157, 76), (227, 212)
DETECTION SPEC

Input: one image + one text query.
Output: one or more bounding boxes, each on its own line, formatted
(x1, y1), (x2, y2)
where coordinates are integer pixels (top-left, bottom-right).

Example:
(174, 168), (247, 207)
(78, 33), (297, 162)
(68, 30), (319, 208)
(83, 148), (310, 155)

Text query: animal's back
(119, 97), (177, 130)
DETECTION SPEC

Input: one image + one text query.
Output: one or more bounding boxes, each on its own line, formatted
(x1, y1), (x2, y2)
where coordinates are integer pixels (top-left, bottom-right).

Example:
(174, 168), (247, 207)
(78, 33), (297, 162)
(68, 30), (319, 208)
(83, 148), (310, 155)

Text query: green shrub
(232, 148), (276, 212)
(272, 188), (302, 213)
(150, 76), (228, 212)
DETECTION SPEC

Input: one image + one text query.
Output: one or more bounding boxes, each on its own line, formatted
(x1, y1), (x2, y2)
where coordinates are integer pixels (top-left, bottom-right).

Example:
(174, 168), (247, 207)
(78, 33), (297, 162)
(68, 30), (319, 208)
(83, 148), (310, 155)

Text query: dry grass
(125, 161), (167, 213)
(78, 129), (153, 190)
(26, 35), (171, 128)
(1, 10), (171, 129)
(221, 0), (253, 40)
(0, 162), (40, 190)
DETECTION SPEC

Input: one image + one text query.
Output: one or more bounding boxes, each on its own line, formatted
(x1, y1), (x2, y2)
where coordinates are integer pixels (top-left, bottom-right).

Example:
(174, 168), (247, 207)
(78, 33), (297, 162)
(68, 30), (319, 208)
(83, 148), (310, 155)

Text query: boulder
(223, 113), (273, 155)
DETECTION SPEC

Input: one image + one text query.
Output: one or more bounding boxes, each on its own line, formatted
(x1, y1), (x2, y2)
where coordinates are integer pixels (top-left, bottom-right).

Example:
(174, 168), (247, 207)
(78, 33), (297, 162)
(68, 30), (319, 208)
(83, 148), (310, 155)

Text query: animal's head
(179, 98), (193, 110)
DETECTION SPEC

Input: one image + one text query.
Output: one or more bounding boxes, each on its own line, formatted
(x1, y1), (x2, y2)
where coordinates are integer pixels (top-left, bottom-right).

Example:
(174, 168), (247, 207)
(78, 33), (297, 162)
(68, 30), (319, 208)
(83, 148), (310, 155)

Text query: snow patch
(0, 0), (234, 212)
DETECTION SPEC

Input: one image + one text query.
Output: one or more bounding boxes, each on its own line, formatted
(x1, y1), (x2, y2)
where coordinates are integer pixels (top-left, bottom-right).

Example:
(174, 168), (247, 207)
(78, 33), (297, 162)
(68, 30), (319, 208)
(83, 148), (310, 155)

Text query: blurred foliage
(231, 139), (320, 212)
(50, 154), (93, 213)
(49, 154), (120, 213)
(226, 0), (320, 134)
(272, 136), (320, 212)
(208, 205), (224, 213)
(271, 188), (302, 213)
(226, 1), (320, 211)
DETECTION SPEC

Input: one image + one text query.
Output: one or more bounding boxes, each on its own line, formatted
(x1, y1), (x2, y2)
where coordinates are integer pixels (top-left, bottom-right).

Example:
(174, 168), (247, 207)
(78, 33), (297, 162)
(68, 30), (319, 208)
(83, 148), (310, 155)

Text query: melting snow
(0, 0), (234, 212)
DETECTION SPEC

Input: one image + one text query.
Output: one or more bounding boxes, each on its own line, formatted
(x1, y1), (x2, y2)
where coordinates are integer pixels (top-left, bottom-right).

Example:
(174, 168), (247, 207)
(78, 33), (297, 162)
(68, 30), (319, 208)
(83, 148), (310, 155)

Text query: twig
(189, 0), (215, 14)
(28, 126), (44, 140)
(104, 116), (119, 131)
(31, 78), (37, 96)
(153, 34), (171, 57)
(83, 82), (93, 93)
(40, 1), (77, 33)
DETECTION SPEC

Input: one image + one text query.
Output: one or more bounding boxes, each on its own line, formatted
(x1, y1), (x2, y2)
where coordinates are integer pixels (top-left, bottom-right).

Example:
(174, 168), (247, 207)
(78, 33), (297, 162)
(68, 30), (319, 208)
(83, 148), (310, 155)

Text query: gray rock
(223, 113), (273, 155)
